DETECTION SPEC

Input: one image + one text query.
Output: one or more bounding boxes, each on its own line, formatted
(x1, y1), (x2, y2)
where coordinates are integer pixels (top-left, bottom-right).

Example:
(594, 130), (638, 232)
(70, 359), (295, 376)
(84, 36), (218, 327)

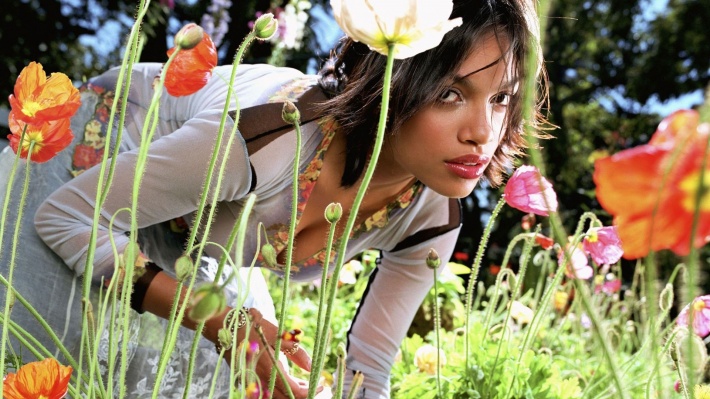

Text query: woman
(2, 0), (545, 397)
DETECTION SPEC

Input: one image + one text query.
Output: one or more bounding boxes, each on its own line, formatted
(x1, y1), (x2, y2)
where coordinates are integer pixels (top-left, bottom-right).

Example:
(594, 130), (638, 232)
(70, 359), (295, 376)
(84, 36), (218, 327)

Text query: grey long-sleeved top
(35, 63), (461, 398)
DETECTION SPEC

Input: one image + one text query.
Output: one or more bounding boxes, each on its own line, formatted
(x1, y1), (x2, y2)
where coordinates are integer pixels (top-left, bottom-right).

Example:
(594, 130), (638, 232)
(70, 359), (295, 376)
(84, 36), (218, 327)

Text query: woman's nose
(458, 106), (499, 145)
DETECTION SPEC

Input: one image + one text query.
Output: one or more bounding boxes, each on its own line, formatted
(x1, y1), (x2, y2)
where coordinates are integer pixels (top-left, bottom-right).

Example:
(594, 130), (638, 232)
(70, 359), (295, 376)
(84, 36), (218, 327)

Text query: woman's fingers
(281, 339), (312, 371)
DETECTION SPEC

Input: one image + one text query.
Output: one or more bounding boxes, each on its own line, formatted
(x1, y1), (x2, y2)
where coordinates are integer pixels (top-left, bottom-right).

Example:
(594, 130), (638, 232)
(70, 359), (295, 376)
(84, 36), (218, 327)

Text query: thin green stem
(317, 43), (396, 399)
(0, 139), (34, 397)
(307, 217), (339, 399)
(433, 268), (442, 398)
(464, 197), (505, 371)
(268, 112), (303, 396)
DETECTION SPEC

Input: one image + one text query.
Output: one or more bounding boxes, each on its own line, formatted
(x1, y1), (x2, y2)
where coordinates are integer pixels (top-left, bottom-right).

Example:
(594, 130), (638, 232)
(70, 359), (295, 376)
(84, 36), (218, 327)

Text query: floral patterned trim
(263, 117), (424, 275)
(71, 83), (113, 177)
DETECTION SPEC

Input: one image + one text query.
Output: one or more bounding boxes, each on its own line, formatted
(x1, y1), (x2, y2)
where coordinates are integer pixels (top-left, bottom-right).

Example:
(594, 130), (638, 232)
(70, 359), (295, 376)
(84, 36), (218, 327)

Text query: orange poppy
(8, 110), (73, 163)
(8, 62), (81, 125)
(164, 27), (218, 97)
(3, 358), (73, 399)
(594, 110), (710, 259)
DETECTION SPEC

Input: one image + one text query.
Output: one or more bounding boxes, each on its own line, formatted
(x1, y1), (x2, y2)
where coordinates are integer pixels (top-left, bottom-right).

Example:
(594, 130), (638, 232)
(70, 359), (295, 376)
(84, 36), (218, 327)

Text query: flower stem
(464, 197), (505, 371)
(0, 139), (34, 398)
(307, 218), (339, 399)
(268, 110), (303, 397)
(317, 42), (397, 399)
(432, 267), (442, 398)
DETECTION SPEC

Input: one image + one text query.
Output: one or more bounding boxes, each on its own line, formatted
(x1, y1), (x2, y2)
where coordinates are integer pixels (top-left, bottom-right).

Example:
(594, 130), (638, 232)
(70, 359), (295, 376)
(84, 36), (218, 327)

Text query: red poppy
(8, 62), (81, 125)
(164, 26), (218, 97)
(594, 110), (710, 259)
(8, 110), (73, 163)
(3, 358), (73, 399)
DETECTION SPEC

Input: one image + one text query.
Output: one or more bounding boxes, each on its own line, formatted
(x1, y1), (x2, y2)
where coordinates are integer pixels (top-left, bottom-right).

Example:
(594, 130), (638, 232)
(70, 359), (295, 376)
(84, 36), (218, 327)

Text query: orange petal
(13, 61), (46, 102)
(649, 109), (700, 146)
(594, 144), (668, 217)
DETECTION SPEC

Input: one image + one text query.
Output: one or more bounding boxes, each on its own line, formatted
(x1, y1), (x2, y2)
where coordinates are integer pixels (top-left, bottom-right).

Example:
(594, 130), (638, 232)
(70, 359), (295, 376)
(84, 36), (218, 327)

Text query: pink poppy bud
(583, 226), (623, 265)
(503, 165), (558, 216)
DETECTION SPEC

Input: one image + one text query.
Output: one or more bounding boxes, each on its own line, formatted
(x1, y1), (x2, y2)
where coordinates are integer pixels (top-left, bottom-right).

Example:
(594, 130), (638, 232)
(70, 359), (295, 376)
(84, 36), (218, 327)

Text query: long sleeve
(34, 63), (304, 281)
(339, 197), (462, 398)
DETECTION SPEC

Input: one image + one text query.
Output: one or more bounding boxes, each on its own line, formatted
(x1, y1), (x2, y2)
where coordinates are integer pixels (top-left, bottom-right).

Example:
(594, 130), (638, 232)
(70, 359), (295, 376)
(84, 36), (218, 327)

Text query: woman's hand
(209, 307), (318, 399)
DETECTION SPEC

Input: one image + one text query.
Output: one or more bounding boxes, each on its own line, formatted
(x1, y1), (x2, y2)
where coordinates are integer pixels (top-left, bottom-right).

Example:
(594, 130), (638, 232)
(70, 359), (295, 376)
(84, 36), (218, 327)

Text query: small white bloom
(510, 300), (534, 324)
(413, 344), (446, 375)
(330, 0), (463, 59)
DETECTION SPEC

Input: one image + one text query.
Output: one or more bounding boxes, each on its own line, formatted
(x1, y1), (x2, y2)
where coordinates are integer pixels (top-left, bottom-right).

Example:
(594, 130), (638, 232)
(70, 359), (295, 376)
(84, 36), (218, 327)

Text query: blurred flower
(413, 344), (446, 375)
(558, 243), (592, 280)
(553, 291), (569, 312)
(489, 264), (501, 276)
(330, 0), (462, 59)
(339, 260), (364, 285)
(521, 213), (536, 230)
(504, 165), (558, 216)
(580, 313), (592, 329)
(535, 234), (554, 250)
(8, 62), (81, 125)
(453, 251), (469, 263)
(510, 301), (534, 324)
(282, 328), (303, 343)
(200, 0), (232, 47)
(164, 26), (218, 97)
(245, 381), (261, 399)
(594, 273), (622, 295)
(3, 358), (73, 399)
(677, 295), (710, 338)
(8, 110), (73, 163)
(674, 380), (681, 393)
(697, 384), (710, 399)
(594, 109), (710, 259)
(583, 226), (623, 265)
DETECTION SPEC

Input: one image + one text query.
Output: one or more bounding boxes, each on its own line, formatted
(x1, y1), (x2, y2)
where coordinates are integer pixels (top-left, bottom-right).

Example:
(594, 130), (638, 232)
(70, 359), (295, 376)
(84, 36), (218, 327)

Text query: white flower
(510, 300), (534, 324)
(413, 344), (446, 375)
(330, 0), (462, 59)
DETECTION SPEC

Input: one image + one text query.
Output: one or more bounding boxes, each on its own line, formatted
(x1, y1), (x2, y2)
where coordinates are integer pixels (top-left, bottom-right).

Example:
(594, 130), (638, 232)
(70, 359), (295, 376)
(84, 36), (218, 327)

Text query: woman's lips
(444, 155), (490, 179)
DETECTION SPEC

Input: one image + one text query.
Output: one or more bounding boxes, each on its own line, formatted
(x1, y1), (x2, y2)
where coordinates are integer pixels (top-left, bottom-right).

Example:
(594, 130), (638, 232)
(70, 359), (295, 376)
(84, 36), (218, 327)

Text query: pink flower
(558, 244), (592, 280)
(594, 274), (622, 295)
(504, 165), (558, 216)
(583, 226), (623, 265)
(677, 295), (710, 338)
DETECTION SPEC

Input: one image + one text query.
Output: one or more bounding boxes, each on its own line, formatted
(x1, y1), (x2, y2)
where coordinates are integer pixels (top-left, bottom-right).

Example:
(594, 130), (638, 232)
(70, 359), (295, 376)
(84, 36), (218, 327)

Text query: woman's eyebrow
(453, 56), (504, 82)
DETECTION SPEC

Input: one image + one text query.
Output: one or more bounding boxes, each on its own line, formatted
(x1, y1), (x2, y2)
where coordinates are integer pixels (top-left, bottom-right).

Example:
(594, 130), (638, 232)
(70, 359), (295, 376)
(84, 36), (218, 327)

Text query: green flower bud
(324, 202), (342, 223)
(217, 328), (233, 352)
(174, 255), (194, 283)
(174, 23), (205, 50)
(659, 283), (674, 312)
(261, 243), (278, 268)
(426, 249), (441, 269)
(281, 101), (301, 125)
(188, 283), (226, 323)
(253, 13), (278, 40)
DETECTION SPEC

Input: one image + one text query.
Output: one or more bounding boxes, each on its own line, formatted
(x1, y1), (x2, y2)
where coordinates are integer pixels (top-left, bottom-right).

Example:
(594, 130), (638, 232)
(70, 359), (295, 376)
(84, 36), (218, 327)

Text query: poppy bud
(336, 342), (347, 358)
(261, 243), (278, 268)
(175, 23), (205, 50)
(325, 202), (342, 223)
(188, 283), (226, 323)
(426, 249), (441, 269)
(253, 13), (278, 40)
(659, 283), (674, 312)
(217, 328), (233, 352)
(281, 101), (301, 125)
(174, 255), (194, 282)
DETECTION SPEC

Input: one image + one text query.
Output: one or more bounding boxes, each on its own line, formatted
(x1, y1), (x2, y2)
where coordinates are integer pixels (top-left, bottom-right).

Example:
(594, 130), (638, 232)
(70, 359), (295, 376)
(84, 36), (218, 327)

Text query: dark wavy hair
(317, 0), (548, 188)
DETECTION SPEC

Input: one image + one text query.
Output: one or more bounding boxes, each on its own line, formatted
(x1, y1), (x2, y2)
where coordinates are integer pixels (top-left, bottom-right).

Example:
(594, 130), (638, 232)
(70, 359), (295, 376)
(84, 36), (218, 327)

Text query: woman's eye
(438, 89), (462, 104)
(491, 92), (512, 106)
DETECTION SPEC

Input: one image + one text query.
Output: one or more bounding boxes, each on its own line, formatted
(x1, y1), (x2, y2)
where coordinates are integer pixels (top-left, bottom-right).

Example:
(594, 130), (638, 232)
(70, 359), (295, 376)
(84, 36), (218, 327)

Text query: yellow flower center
(586, 230), (599, 243)
(22, 128), (45, 155)
(679, 170), (710, 212)
(693, 299), (706, 312)
(21, 100), (43, 118)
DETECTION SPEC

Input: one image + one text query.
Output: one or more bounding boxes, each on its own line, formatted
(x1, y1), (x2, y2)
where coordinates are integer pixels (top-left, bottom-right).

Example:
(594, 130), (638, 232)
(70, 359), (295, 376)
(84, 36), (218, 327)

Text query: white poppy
(330, 0), (462, 59)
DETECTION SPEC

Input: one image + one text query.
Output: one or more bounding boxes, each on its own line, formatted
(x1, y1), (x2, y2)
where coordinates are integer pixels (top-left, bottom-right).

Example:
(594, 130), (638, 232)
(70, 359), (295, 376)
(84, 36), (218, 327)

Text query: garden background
(2, 0), (709, 302)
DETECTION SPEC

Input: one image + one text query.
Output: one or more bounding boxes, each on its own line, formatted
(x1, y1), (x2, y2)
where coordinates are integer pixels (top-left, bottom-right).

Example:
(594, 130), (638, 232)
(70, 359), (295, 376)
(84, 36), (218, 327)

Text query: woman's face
(381, 33), (515, 199)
